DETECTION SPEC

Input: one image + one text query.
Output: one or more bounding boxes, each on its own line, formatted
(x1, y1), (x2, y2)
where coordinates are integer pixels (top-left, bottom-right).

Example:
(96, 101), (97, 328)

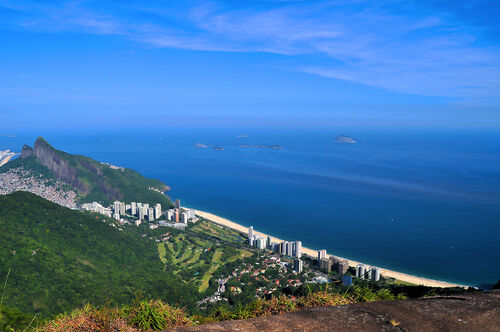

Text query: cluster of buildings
(248, 226), (303, 273)
(0, 168), (77, 208)
(246, 226), (382, 282)
(81, 201), (112, 217)
(355, 263), (380, 281)
(317, 250), (349, 275)
(198, 255), (301, 307)
(81, 197), (196, 228)
(113, 201), (162, 222)
(165, 199), (195, 224)
(248, 226), (302, 258)
(317, 249), (380, 281)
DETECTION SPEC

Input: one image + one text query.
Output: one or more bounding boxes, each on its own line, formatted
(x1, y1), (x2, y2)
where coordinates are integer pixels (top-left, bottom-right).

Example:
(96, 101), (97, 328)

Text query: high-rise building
(174, 199), (181, 210)
(356, 264), (366, 279)
(181, 212), (188, 224)
(337, 260), (349, 275)
(267, 236), (271, 249)
(166, 209), (173, 221)
(318, 249), (327, 266)
(371, 267), (380, 281)
(154, 203), (162, 219)
(174, 210), (179, 222)
(143, 203), (149, 210)
(113, 213), (120, 220)
(293, 259), (303, 273)
(185, 209), (195, 219)
(248, 226), (254, 245)
(319, 258), (332, 272)
(256, 237), (266, 249)
(113, 201), (121, 215)
(119, 202), (126, 215)
(278, 242), (284, 254)
(271, 242), (279, 252)
(285, 242), (293, 256)
(131, 202), (137, 216)
(294, 241), (302, 258)
(138, 206), (146, 220)
(148, 208), (154, 221)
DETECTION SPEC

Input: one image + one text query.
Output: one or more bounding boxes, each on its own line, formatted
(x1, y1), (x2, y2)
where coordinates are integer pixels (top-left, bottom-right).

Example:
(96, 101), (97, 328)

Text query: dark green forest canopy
(0, 192), (196, 317)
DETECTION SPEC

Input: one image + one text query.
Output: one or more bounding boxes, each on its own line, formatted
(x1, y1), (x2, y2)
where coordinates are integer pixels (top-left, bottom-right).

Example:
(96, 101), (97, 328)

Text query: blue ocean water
(2, 128), (500, 288)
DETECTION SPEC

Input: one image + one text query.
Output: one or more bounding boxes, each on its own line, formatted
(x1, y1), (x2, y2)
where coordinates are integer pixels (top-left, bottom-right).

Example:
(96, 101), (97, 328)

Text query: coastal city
(82, 198), (197, 228)
(0, 150), (385, 293)
(248, 225), (381, 286)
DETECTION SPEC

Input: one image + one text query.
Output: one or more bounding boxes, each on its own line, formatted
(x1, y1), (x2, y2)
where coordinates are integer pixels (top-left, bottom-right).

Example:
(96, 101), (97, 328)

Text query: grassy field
(157, 220), (254, 293)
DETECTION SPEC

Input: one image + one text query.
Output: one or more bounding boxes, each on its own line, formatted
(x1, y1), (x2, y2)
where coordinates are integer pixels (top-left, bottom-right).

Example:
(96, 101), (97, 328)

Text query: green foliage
(125, 299), (192, 330)
(347, 285), (406, 302)
(198, 291), (353, 324)
(0, 192), (197, 318)
(0, 306), (35, 332)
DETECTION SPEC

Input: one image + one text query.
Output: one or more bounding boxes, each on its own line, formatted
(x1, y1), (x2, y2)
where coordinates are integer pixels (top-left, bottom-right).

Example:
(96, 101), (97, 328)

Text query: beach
(192, 208), (464, 288)
(0, 154), (14, 167)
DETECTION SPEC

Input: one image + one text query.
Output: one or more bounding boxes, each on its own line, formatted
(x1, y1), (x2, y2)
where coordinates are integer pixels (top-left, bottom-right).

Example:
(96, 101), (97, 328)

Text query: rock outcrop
(169, 290), (500, 332)
(32, 137), (89, 194)
(11, 137), (172, 206)
(19, 144), (34, 159)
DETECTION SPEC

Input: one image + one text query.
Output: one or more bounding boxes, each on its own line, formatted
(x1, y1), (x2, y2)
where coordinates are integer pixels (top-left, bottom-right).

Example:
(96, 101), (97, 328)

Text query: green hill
(0, 137), (172, 207)
(0, 191), (196, 317)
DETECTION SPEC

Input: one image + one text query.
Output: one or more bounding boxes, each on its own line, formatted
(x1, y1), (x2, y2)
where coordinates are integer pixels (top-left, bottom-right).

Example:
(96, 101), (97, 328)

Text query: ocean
(2, 127), (500, 288)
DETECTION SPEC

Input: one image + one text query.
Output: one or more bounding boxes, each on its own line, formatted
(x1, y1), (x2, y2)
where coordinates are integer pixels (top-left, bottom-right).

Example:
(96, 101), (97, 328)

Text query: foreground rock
(169, 290), (499, 332)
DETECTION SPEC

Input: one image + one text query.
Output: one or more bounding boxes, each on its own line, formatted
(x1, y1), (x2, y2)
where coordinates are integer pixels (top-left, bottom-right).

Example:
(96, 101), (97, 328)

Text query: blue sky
(1, 0), (499, 129)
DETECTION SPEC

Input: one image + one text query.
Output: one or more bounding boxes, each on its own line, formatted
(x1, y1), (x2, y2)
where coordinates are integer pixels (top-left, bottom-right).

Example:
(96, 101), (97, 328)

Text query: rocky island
(239, 144), (283, 149)
(335, 134), (357, 144)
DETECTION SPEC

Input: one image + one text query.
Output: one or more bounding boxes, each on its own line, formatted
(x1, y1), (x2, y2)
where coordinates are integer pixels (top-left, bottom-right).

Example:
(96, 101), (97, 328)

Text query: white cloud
(1, 0), (499, 101)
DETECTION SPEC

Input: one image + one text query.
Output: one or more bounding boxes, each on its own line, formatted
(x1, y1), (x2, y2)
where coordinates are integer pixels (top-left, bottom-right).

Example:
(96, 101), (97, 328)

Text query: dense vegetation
(0, 192), (196, 320)
(0, 192), (475, 331)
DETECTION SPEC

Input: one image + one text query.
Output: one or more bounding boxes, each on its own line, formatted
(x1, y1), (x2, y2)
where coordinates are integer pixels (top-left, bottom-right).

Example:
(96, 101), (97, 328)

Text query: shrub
(125, 299), (192, 330)
(36, 304), (133, 332)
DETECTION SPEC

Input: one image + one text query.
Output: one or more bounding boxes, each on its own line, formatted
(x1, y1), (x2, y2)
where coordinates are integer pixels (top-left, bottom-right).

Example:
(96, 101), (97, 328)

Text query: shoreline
(192, 208), (466, 288)
(0, 154), (15, 167)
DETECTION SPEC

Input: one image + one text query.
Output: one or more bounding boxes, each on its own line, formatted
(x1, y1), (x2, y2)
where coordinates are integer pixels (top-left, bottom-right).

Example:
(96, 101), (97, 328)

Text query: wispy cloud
(1, 0), (499, 101)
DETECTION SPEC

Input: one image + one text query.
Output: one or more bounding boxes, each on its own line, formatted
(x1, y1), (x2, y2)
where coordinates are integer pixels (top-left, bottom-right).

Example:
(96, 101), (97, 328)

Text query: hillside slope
(0, 192), (196, 317)
(0, 137), (171, 207)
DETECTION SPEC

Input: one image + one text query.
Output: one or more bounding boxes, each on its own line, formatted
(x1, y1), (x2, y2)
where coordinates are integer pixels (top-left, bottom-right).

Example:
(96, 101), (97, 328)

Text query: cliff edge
(169, 290), (500, 332)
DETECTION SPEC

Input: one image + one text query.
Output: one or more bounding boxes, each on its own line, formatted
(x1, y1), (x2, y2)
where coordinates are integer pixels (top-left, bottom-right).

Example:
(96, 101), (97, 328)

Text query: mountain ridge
(2, 137), (172, 207)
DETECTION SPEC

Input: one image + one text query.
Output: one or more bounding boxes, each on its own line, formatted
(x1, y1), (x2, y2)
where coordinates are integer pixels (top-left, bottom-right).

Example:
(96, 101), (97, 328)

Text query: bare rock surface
(169, 290), (500, 332)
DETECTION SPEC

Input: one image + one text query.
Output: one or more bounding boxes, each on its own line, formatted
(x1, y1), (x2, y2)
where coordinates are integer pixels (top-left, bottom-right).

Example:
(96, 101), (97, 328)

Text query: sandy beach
(0, 155), (14, 167)
(193, 208), (465, 288)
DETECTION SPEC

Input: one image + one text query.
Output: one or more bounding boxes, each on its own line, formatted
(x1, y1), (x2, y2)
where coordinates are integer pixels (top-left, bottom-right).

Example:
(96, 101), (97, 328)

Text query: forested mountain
(0, 137), (171, 207)
(0, 192), (195, 317)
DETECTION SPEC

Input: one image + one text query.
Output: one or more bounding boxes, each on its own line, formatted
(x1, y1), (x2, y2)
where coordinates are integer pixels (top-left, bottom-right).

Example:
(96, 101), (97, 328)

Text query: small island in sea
(335, 134), (357, 144)
(239, 144), (283, 149)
